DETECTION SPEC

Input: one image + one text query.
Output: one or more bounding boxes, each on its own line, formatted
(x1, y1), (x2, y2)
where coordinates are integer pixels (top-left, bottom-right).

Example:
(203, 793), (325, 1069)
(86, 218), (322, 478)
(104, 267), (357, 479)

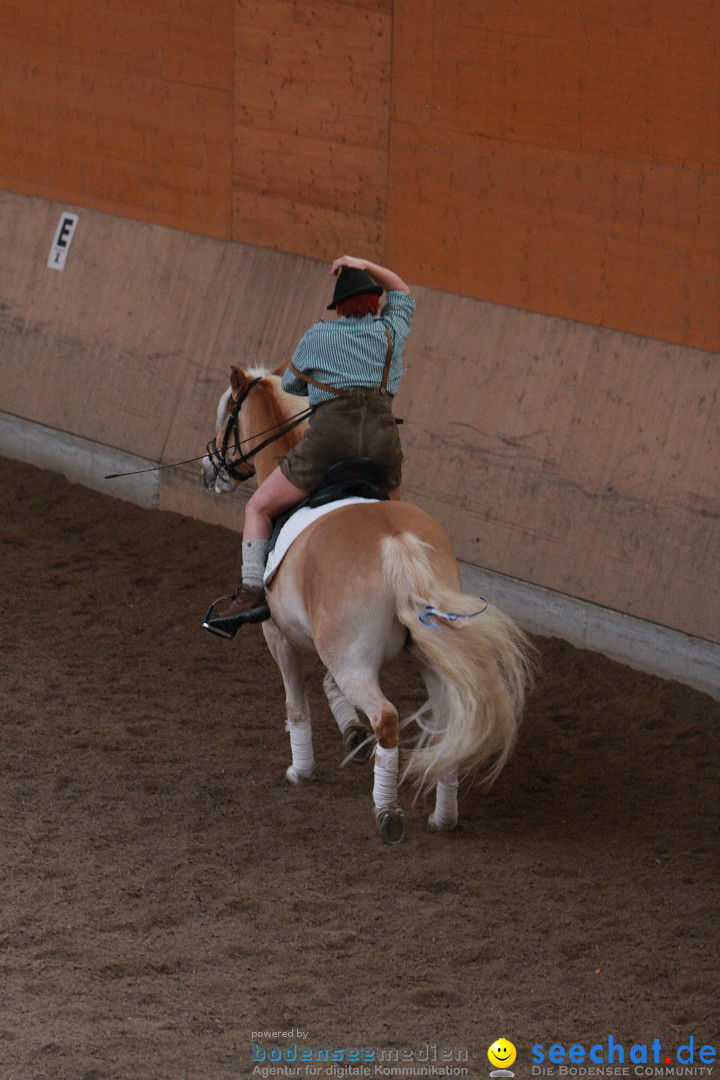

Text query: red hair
(336, 293), (380, 318)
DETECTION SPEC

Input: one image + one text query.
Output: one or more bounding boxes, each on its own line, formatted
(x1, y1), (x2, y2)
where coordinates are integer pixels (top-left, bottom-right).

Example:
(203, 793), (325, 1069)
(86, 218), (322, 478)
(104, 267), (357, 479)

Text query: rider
(205, 254), (415, 635)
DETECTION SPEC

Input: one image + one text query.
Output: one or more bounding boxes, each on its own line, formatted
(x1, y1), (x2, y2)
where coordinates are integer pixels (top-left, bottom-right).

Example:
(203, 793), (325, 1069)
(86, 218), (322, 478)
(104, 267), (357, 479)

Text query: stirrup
(202, 594), (270, 638)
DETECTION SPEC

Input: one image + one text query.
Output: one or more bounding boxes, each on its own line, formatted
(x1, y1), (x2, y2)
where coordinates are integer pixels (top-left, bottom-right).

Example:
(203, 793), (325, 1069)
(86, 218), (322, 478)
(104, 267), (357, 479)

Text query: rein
(105, 378), (312, 481)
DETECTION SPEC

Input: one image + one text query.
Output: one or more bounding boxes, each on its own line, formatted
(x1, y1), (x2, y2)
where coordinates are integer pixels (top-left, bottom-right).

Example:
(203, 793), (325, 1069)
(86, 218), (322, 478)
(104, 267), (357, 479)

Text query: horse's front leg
(262, 621), (315, 783)
(323, 671), (374, 764)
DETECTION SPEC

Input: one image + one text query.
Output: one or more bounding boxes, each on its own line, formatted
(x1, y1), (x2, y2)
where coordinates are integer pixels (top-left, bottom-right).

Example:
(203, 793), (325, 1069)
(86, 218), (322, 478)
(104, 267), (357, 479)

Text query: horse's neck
(246, 376), (306, 484)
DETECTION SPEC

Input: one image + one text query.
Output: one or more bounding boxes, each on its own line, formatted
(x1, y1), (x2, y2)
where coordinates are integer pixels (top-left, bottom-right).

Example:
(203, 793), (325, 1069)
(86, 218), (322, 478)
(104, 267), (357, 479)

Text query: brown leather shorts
(278, 388), (403, 493)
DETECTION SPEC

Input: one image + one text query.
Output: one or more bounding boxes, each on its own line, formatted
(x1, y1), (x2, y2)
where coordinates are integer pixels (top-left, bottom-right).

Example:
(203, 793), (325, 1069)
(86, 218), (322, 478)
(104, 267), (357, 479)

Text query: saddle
(268, 457), (389, 555)
(202, 457), (389, 639)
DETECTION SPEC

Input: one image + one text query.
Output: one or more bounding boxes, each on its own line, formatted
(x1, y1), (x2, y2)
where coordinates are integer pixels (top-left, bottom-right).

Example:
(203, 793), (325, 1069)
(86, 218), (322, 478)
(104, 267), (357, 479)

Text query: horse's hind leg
(428, 769), (459, 831)
(416, 661), (460, 831)
(328, 668), (406, 844)
(262, 621), (314, 783)
(323, 672), (374, 764)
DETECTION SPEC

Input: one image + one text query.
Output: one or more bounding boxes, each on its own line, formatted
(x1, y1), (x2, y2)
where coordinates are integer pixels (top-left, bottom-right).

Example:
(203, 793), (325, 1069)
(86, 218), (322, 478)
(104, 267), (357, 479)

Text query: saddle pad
(264, 497), (379, 585)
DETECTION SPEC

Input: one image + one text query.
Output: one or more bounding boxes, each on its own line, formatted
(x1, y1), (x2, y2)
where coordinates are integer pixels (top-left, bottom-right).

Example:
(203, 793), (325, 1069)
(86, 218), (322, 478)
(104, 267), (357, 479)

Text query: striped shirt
(282, 290), (416, 406)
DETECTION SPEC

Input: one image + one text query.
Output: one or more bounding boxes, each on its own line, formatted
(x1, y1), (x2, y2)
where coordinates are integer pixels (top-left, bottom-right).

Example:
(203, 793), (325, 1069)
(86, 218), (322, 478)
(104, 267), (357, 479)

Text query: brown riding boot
(203, 583), (270, 638)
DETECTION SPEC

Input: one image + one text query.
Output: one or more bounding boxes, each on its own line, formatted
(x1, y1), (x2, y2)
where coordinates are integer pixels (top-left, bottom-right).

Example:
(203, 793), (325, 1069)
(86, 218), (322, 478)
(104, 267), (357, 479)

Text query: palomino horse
(202, 365), (534, 843)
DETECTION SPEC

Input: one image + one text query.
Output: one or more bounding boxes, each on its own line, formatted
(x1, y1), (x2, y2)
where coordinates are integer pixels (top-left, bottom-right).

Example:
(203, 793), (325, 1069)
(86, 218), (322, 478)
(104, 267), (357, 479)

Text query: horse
(201, 364), (535, 843)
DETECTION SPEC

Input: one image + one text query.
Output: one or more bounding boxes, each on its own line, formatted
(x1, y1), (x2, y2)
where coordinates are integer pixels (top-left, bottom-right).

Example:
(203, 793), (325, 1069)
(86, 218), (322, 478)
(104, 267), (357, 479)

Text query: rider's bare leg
(240, 467), (308, 589)
(244, 466), (309, 540)
(204, 467), (308, 634)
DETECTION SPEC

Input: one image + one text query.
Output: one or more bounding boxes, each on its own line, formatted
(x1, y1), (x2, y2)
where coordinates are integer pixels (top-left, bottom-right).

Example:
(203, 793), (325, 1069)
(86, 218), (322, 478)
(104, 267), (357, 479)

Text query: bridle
(206, 377), (263, 482)
(206, 377), (313, 483)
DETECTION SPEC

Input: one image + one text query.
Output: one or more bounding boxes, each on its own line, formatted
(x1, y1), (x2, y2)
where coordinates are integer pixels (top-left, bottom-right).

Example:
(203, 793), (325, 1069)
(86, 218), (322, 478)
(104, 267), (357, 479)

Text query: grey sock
(241, 539), (270, 589)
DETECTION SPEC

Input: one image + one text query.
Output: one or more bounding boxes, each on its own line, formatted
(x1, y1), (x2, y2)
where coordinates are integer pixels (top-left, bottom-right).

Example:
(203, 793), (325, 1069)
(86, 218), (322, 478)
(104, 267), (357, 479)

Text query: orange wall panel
(394, 0), (720, 170)
(0, 1), (717, 347)
(388, 0), (720, 351)
(388, 123), (720, 348)
(232, 0), (392, 262)
(0, 0), (234, 237)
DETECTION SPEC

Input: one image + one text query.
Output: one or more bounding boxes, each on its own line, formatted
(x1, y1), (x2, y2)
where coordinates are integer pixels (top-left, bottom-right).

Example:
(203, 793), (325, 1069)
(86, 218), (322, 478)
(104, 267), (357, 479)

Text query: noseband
(206, 377), (263, 482)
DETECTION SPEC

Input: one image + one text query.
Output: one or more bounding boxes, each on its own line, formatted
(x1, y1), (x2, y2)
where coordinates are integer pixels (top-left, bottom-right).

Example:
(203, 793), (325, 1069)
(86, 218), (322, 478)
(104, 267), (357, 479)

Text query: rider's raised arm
(380, 288), (415, 344)
(330, 256), (411, 296)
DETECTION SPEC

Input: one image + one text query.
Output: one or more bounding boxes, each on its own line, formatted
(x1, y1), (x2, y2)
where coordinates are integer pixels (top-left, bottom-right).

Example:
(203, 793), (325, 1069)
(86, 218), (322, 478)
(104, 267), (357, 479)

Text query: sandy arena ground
(1, 455), (718, 1080)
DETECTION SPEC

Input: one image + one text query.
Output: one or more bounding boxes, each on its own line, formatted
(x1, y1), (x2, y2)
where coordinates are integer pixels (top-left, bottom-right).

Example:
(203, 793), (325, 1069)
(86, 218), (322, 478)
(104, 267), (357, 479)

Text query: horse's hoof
(343, 725), (375, 765)
(427, 811), (458, 832)
(377, 804), (407, 845)
(285, 765), (315, 785)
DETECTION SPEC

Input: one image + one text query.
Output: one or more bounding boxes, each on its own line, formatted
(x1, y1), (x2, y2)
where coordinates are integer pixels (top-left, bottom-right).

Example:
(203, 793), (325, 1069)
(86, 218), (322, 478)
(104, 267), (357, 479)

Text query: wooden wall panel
(0, 0), (234, 237)
(232, 0), (392, 261)
(388, 0), (720, 351)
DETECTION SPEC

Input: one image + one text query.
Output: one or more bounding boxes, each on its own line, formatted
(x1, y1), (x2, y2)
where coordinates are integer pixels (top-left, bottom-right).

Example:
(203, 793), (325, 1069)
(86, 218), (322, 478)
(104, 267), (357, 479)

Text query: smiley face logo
(488, 1039), (517, 1069)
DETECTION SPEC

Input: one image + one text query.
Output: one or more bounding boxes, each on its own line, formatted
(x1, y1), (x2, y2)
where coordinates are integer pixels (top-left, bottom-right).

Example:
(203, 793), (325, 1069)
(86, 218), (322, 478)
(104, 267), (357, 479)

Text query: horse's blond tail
(381, 533), (536, 790)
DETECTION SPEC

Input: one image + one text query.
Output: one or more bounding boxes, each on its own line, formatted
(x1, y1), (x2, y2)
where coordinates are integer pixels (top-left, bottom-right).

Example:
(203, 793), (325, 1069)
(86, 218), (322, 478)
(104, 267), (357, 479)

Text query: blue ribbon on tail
(419, 602), (488, 628)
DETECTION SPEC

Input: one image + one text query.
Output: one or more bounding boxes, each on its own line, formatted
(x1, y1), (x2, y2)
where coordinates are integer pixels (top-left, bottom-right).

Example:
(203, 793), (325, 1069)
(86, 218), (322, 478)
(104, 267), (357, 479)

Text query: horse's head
(201, 366), (260, 493)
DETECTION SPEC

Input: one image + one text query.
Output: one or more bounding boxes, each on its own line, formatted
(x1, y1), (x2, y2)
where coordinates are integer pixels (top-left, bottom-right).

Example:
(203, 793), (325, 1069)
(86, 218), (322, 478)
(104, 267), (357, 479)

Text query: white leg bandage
(325, 680), (359, 735)
(373, 745), (399, 810)
(286, 719), (314, 780)
(430, 769), (459, 830)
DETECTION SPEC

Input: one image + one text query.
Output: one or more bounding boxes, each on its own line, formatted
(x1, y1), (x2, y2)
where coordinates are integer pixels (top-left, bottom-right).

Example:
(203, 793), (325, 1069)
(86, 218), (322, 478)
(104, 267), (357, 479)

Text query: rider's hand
(331, 255), (367, 276)
(330, 257), (411, 295)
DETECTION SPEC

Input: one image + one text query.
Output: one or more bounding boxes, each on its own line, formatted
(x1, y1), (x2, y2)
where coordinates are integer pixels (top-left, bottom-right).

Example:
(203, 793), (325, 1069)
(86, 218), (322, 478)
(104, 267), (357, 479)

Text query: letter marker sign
(48, 212), (78, 270)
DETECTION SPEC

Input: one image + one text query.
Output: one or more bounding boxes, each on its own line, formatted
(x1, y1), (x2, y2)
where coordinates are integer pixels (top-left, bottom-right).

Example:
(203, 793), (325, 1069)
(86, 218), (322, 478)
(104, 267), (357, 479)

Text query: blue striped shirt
(282, 290), (416, 405)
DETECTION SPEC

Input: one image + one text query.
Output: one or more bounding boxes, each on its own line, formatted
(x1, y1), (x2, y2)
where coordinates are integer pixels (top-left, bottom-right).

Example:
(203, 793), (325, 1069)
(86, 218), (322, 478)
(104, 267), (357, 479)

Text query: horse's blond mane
(247, 368), (302, 418)
(216, 367), (295, 438)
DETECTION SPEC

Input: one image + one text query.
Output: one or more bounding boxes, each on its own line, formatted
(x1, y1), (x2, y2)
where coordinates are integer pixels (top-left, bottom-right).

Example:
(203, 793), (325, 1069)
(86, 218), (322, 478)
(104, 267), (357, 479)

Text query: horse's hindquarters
(267, 501), (459, 664)
(261, 498), (532, 839)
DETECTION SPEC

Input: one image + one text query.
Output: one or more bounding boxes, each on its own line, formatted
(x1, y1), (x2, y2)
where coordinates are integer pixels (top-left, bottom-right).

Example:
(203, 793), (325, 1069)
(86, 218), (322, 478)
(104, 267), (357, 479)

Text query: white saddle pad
(264, 497), (379, 584)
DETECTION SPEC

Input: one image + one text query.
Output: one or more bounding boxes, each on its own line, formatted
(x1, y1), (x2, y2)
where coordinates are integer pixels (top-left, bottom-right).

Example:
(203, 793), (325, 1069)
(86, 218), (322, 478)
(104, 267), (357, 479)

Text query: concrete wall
(2, 1), (717, 350)
(1, 191), (717, 650)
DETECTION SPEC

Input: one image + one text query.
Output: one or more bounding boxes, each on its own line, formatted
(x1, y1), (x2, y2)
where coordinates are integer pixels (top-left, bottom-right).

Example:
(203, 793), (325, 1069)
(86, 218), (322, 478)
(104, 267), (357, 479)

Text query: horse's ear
(230, 366), (247, 395)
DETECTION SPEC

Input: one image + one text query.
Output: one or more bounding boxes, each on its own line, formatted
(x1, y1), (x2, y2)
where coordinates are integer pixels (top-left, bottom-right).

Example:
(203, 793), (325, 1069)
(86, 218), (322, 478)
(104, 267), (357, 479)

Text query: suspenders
(287, 325), (394, 399)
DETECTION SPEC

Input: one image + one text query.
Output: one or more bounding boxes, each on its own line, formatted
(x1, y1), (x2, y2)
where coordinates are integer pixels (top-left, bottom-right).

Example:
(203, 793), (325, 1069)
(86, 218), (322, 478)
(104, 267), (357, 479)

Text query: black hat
(327, 266), (383, 310)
